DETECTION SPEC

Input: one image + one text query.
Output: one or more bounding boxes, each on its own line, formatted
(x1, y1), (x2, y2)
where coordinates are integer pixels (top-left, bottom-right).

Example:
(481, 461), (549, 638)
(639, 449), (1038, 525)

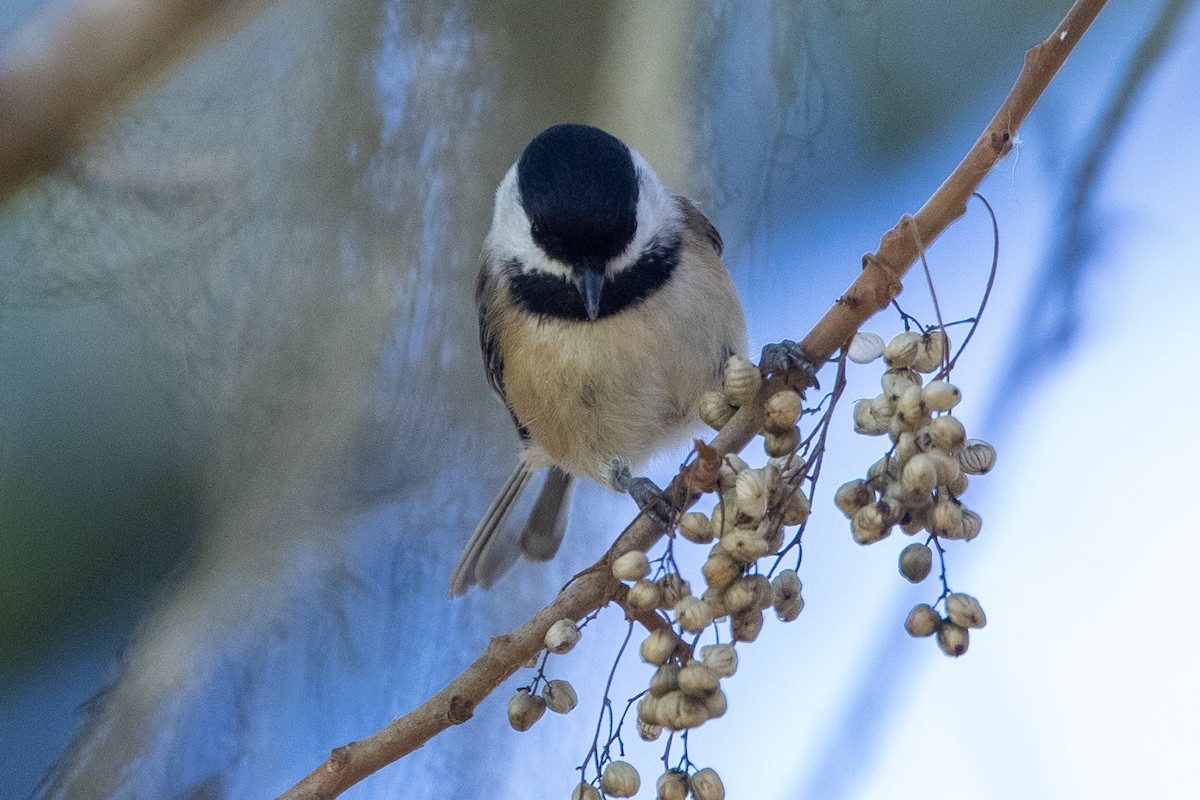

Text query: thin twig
(276, 2), (1107, 797)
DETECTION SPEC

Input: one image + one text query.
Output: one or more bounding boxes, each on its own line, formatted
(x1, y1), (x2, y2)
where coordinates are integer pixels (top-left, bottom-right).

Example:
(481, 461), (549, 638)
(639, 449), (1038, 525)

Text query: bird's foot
(611, 463), (672, 527)
(760, 339), (819, 393)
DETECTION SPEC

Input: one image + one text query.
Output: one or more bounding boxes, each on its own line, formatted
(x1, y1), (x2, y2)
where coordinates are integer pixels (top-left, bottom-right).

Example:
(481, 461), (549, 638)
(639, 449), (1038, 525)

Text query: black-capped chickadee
(450, 124), (747, 596)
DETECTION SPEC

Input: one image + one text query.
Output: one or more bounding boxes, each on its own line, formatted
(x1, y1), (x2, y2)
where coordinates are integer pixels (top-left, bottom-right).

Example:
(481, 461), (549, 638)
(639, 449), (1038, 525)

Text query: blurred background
(1, 0), (1197, 798)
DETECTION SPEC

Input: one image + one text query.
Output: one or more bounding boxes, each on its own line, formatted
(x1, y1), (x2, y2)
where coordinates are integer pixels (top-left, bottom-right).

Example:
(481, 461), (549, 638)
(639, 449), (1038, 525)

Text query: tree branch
(277, 1), (1107, 797)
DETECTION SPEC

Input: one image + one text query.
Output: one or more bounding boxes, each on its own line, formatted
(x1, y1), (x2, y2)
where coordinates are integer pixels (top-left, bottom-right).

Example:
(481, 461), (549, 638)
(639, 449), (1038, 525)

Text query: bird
(450, 123), (748, 596)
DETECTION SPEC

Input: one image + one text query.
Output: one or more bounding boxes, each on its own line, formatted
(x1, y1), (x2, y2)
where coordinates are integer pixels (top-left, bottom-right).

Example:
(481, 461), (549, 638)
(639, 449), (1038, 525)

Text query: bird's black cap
(517, 124), (639, 266)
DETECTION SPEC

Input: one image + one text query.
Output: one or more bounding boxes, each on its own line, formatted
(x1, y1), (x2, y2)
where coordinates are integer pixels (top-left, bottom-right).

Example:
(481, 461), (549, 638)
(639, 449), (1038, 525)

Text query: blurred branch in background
(279, 1), (1106, 796)
(0, 0), (271, 199)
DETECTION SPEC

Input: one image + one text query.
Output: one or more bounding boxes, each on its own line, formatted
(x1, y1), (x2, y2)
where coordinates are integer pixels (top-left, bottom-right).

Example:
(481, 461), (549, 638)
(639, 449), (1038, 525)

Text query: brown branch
(277, 1), (1107, 797)
(0, 0), (271, 199)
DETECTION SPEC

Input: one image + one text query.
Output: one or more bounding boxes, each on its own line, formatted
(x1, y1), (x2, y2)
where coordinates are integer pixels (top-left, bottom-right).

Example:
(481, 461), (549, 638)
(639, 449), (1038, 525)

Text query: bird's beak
(572, 269), (605, 321)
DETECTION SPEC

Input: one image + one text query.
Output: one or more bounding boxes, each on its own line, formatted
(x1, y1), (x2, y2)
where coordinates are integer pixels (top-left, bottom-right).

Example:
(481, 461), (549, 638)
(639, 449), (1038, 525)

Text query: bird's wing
(476, 258), (530, 440)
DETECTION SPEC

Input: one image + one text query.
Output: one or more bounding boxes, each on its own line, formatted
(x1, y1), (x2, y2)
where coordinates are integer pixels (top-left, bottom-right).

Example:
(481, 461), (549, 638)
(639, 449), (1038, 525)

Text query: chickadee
(450, 124), (747, 596)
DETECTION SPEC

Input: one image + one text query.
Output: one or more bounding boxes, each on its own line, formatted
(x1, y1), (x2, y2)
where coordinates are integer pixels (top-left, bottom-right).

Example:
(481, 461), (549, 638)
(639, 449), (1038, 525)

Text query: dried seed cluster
(582, 763), (727, 800)
(505, 618), (583, 732)
(840, 330), (996, 657)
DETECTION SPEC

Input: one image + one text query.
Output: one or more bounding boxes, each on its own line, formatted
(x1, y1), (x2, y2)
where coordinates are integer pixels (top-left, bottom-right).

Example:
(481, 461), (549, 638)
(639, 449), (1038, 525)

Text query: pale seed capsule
(937, 620), (970, 657)
(773, 569), (802, 601)
(627, 579), (663, 611)
(722, 527), (771, 564)
(675, 595), (714, 634)
(601, 761), (641, 798)
(931, 497), (964, 539)
(702, 586), (728, 621)
(656, 691), (709, 731)
(848, 331), (885, 364)
(905, 603), (941, 637)
(720, 453), (750, 482)
(899, 543), (933, 583)
(723, 355), (762, 407)
(946, 470), (969, 497)
(702, 551), (741, 591)
(650, 663), (681, 697)
(731, 608), (764, 642)
(884, 331), (921, 368)
(637, 718), (663, 742)
(735, 468), (771, 519)
(701, 644), (738, 678)
(678, 511), (714, 544)
(870, 392), (897, 419)
(923, 380), (961, 411)
(960, 508), (983, 540)
(637, 692), (660, 725)
(926, 450), (963, 487)
(543, 679), (578, 714)
(690, 768), (726, 800)
(721, 577), (757, 615)
(657, 770), (690, 800)
(544, 619), (580, 655)
(678, 662), (720, 696)
(764, 390), (803, 434)
(946, 592), (987, 628)
(852, 502), (893, 545)
(658, 573), (692, 608)
(744, 573), (775, 610)
(913, 329), (949, 373)
(928, 414), (966, 453)
(765, 425), (801, 458)
(612, 550), (651, 582)
(709, 504), (730, 538)
(881, 367), (922, 400)
(572, 783), (602, 800)
(866, 455), (900, 490)
(704, 687), (728, 719)
(894, 430), (921, 462)
(775, 594), (804, 622)
(640, 628), (679, 665)
(901, 452), (938, 496)
(895, 384), (928, 431)
(853, 398), (890, 436)
(958, 439), (997, 475)
(835, 479), (874, 519)
(901, 503), (932, 535)
(782, 488), (811, 525)
(507, 688), (545, 732)
(698, 390), (737, 430)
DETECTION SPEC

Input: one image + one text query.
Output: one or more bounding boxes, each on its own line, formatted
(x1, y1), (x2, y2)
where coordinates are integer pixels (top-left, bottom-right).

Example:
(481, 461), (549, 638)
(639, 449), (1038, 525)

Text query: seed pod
(675, 595), (715, 634)
(928, 414), (966, 453)
(657, 770), (690, 800)
(612, 550), (651, 582)
(764, 389), (803, 434)
(884, 331), (921, 368)
(894, 430), (921, 462)
(923, 380), (961, 411)
(835, 479), (874, 519)
(719, 453), (750, 483)
(702, 586), (728, 620)
(690, 768), (727, 800)
(899, 543), (933, 583)
(946, 592), (987, 628)
(960, 508), (983, 540)
(723, 355), (762, 407)
(678, 511), (714, 544)
(701, 644), (738, 678)
(543, 679), (578, 715)
(735, 469), (771, 519)
(848, 331), (885, 363)
(544, 619), (580, 655)
(640, 628), (679, 665)
(507, 688), (545, 732)
(852, 501), (893, 545)
(637, 718), (663, 742)
(866, 455), (900, 491)
(881, 367), (922, 400)
(958, 439), (997, 475)
(782, 488), (811, 525)
(572, 783), (602, 800)
(721, 577), (756, 615)
(926, 450), (962, 487)
(678, 662), (720, 696)
(698, 390), (737, 430)
(637, 692), (660, 725)
(627, 579), (663, 611)
(709, 504), (730, 539)
(946, 469), (969, 497)
(895, 384), (928, 431)
(722, 527), (771, 564)
(937, 620), (970, 657)
(745, 573), (774, 610)
(601, 761), (641, 798)
(901, 453), (938, 496)
(731, 608), (764, 642)
(650, 663), (681, 697)
(853, 398), (891, 436)
(765, 425), (801, 458)
(913, 329), (949, 373)
(702, 551), (741, 591)
(704, 687), (728, 719)
(905, 603), (941, 637)
(656, 691), (709, 731)
(931, 497), (964, 539)
(658, 573), (692, 608)
(773, 572), (802, 620)
(775, 595), (804, 622)
(900, 503), (932, 535)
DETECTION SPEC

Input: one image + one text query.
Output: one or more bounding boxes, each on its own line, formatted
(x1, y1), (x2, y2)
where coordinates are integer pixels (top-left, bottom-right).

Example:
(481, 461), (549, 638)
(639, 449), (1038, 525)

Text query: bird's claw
(626, 476), (673, 527)
(760, 339), (819, 393)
